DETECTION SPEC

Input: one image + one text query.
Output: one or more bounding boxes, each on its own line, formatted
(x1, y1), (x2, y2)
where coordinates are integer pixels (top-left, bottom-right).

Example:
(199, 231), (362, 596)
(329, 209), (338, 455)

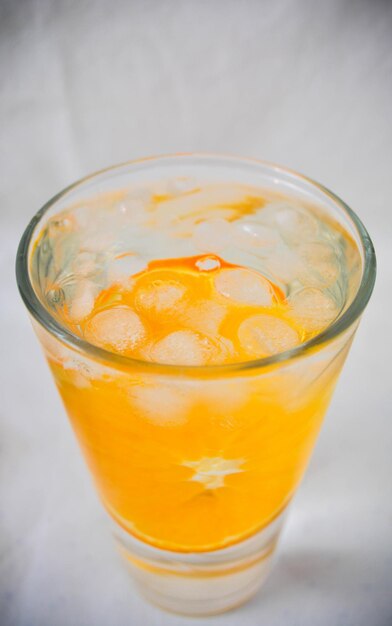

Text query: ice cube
(129, 383), (191, 425)
(180, 300), (228, 336)
(84, 307), (146, 352)
(297, 242), (339, 287)
(69, 282), (96, 321)
(264, 244), (304, 284)
(146, 330), (220, 366)
(214, 268), (274, 307)
(263, 203), (319, 245)
(117, 188), (151, 222)
(62, 357), (95, 389)
(72, 251), (97, 278)
(107, 254), (148, 286)
(62, 354), (109, 388)
(288, 288), (339, 331)
(233, 221), (280, 254)
(193, 218), (233, 253)
(238, 314), (300, 357)
(135, 280), (186, 314)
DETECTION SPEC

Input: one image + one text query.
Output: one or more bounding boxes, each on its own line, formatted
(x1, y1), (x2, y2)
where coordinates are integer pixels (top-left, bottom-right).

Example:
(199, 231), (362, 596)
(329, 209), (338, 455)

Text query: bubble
(195, 256), (221, 271)
(48, 216), (74, 236)
(46, 287), (65, 309)
(193, 218), (233, 253)
(288, 288), (339, 331)
(238, 314), (300, 357)
(145, 330), (221, 366)
(84, 307), (146, 352)
(214, 268), (274, 306)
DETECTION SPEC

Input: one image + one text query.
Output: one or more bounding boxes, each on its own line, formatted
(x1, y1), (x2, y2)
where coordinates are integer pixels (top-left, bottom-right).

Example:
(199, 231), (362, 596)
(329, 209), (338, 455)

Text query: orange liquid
(47, 255), (348, 552)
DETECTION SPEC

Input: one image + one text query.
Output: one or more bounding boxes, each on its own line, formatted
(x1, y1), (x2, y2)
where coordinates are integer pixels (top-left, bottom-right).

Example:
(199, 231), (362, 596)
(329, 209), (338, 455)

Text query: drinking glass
(16, 155), (376, 616)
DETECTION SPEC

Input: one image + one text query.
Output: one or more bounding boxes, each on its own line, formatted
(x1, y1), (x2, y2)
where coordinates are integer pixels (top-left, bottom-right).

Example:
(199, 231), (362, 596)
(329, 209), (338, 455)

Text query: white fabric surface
(1, 1), (391, 624)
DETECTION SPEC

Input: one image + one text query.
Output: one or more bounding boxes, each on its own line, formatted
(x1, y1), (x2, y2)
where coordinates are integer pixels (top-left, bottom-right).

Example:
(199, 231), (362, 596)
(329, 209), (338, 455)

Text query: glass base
(112, 507), (288, 616)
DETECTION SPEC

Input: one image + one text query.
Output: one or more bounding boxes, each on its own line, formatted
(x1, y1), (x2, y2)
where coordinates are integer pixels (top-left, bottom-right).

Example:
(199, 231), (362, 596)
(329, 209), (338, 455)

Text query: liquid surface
(33, 181), (359, 365)
(31, 181), (360, 551)
(74, 254), (332, 365)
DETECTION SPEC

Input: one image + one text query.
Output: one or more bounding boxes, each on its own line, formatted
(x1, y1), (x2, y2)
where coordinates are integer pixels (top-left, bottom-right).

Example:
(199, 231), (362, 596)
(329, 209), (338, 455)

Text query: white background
(1, 1), (391, 624)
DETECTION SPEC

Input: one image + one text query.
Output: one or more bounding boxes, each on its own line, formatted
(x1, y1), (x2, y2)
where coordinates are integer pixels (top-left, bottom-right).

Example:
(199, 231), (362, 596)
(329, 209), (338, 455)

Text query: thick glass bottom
(112, 506), (288, 616)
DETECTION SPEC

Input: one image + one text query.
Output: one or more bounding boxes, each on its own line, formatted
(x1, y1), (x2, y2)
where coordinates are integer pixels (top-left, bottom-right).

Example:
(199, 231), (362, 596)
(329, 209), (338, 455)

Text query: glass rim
(16, 152), (376, 376)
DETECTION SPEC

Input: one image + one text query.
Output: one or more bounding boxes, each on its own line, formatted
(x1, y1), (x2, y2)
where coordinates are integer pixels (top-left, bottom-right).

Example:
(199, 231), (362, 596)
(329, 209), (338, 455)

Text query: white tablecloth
(1, 1), (391, 624)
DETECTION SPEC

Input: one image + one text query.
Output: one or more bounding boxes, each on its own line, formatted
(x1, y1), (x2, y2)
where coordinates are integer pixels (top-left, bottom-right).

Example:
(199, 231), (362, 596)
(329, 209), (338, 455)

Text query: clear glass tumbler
(16, 155), (376, 616)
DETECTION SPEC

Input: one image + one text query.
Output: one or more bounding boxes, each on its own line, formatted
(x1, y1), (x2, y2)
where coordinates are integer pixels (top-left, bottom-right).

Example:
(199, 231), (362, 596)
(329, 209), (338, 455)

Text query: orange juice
(33, 180), (357, 551)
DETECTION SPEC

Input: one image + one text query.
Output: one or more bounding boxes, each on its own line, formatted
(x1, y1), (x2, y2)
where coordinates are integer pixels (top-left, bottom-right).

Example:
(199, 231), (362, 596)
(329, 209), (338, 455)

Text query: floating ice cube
(117, 188), (151, 222)
(69, 281), (96, 321)
(146, 330), (219, 366)
(84, 307), (146, 352)
(129, 383), (191, 425)
(180, 300), (228, 336)
(73, 251), (97, 277)
(288, 288), (339, 331)
(193, 218), (233, 253)
(135, 280), (186, 314)
(262, 203), (319, 245)
(233, 221), (280, 254)
(238, 314), (300, 357)
(297, 242), (339, 287)
(107, 254), (148, 286)
(214, 268), (274, 306)
(264, 244), (304, 284)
